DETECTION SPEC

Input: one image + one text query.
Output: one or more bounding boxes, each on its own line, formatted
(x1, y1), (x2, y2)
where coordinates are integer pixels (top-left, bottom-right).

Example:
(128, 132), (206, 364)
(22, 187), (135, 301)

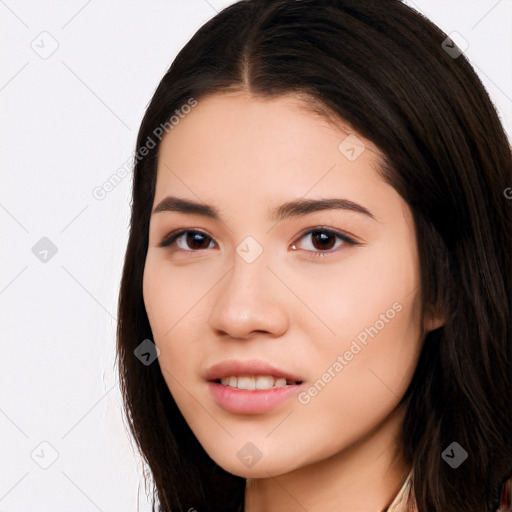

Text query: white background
(1, 1), (511, 510)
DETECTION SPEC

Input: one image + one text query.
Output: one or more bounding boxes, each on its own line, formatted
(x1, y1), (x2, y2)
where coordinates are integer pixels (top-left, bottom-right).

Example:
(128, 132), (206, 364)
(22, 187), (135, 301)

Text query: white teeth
(237, 376), (255, 390)
(219, 375), (297, 390)
(274, 378), (287, 388)
(255, 375), (274, 390)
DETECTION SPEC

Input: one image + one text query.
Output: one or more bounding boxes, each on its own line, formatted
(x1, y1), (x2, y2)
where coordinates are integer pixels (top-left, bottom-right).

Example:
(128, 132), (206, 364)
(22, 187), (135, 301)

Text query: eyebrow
(152, 196), (375, 222)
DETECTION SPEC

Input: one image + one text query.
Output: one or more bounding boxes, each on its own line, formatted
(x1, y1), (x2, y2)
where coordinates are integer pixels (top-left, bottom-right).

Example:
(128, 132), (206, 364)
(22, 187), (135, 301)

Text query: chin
(217, 458), (294, 479)
(203, 439), (312, 480)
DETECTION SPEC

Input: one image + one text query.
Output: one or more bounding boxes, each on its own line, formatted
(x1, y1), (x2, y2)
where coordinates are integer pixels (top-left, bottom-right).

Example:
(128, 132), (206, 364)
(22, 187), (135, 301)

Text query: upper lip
(205, 359), (304, 383)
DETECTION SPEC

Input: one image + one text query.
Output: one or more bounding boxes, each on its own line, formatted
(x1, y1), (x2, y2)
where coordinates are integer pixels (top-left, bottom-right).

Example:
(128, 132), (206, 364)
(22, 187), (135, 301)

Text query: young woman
(116, 1), (512, 510)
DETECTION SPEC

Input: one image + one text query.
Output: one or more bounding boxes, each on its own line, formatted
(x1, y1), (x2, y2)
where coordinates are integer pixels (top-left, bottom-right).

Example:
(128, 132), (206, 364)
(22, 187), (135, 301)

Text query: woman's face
(143, 91), (432, 478)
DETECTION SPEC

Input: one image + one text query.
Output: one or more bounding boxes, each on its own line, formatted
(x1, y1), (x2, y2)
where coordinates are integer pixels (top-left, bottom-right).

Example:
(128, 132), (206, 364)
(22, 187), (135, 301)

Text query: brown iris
(186, 231), (212, 250)
(310, 230), (337, 251)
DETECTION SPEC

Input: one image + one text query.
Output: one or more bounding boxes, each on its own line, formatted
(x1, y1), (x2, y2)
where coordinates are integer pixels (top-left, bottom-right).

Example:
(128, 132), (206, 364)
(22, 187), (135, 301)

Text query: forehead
(154, 91), (383, 198)
(159, 90), (380, 152)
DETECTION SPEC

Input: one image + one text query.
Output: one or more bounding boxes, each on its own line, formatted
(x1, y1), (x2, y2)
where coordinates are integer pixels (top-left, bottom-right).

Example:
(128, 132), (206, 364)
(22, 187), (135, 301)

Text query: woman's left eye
(291, 228), (358, 258)
(158, 227), (358, 257)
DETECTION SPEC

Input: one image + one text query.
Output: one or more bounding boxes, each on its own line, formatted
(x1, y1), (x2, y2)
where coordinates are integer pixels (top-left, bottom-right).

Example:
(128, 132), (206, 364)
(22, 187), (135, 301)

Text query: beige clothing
(385, 470), (512, 512)
(385, 469), (417, 512)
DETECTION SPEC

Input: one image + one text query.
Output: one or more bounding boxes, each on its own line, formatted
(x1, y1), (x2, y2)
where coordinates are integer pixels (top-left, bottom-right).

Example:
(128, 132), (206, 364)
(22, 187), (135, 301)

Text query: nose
(208, 255), (290, 340)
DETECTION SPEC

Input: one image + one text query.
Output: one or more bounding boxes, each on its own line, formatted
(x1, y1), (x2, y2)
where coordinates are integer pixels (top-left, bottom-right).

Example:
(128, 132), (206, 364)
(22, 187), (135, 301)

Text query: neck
(244, 404), (409, 512)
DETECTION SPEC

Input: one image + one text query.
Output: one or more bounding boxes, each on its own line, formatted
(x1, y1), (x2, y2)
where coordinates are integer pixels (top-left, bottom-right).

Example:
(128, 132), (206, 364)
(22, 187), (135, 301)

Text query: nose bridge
(230, 248), (269, 298)
(208, 243), (289, 338)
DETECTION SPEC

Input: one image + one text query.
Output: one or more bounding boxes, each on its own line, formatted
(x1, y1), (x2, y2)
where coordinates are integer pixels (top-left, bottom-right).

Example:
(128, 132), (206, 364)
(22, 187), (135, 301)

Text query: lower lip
(207, 381), (304, 414)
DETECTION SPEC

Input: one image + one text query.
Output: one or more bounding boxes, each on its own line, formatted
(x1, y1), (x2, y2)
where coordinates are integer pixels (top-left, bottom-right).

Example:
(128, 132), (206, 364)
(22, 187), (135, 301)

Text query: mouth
(205, 359), (305, 414)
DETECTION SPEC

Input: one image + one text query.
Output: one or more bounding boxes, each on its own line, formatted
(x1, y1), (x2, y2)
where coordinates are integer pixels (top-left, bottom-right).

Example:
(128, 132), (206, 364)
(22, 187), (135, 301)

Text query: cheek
(142, 256), (207, 387)
(290, 295), (421, 465)
(143, 259), (170, 340)
(142, 263), (189, 408)
(143, 254), (200, 340)
(290, 243), (419, 347)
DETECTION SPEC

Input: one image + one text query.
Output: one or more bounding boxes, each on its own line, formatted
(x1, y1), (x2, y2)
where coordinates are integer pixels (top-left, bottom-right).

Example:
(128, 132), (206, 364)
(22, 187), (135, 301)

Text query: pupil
(187, 232), (209, 249)
(312, 231), (335, 250)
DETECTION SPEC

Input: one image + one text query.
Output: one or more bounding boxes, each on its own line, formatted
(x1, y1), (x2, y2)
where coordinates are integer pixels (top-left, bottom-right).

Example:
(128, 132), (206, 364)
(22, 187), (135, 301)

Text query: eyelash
(158, 227), (358, 258)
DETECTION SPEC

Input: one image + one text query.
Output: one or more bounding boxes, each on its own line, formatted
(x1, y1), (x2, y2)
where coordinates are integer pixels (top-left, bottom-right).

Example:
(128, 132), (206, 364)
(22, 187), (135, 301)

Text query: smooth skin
(143, 91), (442, 511)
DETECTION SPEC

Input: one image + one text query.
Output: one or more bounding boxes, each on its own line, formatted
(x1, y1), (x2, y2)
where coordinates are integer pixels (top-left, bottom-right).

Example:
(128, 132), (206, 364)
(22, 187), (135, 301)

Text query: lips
(205, 359), (304, 384)
(205, 359), (305, 414)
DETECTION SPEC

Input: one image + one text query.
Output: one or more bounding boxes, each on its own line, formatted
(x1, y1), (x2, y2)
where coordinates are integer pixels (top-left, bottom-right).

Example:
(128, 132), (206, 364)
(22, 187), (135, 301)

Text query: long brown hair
(116, 1), (512, 510)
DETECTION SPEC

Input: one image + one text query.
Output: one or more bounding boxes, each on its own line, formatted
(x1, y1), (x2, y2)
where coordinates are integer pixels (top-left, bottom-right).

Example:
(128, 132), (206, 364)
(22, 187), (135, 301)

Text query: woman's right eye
(159, 230), (216, 251)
